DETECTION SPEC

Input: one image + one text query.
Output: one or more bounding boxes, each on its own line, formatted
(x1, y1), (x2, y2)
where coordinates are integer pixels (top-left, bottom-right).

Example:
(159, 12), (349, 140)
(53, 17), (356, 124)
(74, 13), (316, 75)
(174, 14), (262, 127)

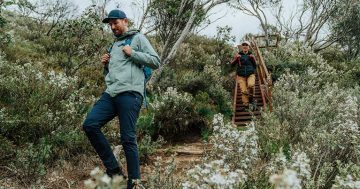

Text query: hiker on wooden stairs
(231, 41), (257, 111)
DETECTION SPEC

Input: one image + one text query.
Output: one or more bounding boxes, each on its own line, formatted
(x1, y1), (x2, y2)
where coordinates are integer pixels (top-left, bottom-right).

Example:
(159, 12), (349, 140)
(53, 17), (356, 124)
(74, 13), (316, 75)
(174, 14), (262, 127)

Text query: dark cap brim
(102, 17), (126, 23)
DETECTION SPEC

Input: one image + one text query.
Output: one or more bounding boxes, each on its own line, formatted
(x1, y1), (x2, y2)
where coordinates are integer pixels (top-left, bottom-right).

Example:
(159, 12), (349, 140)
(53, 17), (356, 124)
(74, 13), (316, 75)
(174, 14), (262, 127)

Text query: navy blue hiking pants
(83, 91), (142, 188)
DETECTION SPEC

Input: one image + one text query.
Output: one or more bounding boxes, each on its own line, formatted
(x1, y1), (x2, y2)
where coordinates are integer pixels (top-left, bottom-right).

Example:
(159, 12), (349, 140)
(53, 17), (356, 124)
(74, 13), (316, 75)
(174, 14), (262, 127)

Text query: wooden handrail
(249, 37), (273, 112)
(232, 75), (238, 125)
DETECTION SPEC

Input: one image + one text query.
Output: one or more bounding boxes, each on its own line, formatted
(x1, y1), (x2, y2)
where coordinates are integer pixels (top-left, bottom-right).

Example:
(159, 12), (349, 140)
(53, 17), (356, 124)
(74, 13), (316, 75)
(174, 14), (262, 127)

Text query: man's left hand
(123, 45), (132, 56)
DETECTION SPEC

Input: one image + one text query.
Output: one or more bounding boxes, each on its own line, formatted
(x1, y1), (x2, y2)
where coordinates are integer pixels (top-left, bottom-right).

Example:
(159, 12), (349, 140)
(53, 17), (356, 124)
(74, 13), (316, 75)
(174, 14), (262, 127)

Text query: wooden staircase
(232, 37), (273, 126)
(233, 74), (263, 126)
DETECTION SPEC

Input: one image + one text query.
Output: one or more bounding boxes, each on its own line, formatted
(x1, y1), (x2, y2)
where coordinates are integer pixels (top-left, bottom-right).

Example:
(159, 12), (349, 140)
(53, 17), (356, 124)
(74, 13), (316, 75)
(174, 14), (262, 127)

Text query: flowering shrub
(138, 135), (165, 163)
(150, 87), (198, 138)
(181, 114), (256, 188)
(153, 35), (233, 127)
(145, 156), (179, 189)
(84, 167), (127, 189)
(269, 169), (302, 189)
(332, 175), (360, 189)
(264, 41), (342, 84)
(182, 159), (246, 189)
(148, 60), (232, 139)
(331, 163), (360, 189)
(266, 149), (311, 188)
(208, 114), (258, 172)
(258, 44), (360, 188)
(0, 55), (93, 180)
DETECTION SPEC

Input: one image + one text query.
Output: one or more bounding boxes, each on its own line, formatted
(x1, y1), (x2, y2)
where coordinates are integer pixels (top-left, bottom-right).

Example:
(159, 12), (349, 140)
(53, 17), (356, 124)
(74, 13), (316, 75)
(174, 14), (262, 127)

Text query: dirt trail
(143, 140), (207, 177)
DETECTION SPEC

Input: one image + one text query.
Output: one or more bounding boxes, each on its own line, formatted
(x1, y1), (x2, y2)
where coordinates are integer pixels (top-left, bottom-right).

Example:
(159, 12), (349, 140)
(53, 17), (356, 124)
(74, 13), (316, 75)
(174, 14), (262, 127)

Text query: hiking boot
(131, 179), (145, 189)
(242, 104), (250, 112)
(249, 96), (254, 104)
(239, 106), (246, 112)
(251, 100), (258, 111)
(132, 182), (145, 189)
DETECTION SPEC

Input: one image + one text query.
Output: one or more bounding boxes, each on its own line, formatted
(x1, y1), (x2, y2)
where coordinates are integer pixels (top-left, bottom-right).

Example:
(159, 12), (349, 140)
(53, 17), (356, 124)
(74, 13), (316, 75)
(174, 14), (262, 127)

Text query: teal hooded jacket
(105, 29), (160, 97)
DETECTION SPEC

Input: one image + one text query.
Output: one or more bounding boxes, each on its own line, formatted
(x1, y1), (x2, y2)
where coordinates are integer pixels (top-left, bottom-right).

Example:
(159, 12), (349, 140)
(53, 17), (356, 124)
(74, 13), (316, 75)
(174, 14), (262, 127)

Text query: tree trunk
(149, 0), (199, 84)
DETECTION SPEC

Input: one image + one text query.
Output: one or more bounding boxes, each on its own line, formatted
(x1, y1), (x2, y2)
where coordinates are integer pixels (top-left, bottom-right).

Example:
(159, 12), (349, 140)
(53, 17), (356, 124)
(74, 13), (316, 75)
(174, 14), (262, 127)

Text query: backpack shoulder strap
(107, 42), (115, 53)
(123, 33), (138, 46)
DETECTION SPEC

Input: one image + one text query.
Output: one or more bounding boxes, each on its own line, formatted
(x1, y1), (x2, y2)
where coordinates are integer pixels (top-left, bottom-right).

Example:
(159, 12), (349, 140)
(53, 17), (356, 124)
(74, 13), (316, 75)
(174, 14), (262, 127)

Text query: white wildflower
(333, 175), (360, 189)
(290, 151), (311, 181)
(269, 169), (301, 189)
(100, 174), (111, 185)
(90, 167), (101, 177)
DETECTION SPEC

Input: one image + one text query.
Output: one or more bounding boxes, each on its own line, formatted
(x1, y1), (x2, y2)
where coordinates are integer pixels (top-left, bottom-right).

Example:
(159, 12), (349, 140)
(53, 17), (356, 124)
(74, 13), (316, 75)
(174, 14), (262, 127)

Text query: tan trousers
(237, 74), (255, 106)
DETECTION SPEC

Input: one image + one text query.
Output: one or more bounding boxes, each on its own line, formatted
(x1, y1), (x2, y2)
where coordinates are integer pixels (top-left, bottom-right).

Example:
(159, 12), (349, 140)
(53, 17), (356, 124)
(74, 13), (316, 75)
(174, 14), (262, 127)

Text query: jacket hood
(115, 29), (140, 40)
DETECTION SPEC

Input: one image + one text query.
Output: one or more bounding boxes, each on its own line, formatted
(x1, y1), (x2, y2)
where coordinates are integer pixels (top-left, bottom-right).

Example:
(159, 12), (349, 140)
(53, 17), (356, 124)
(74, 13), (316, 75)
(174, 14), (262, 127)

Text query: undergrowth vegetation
(0, 3), (235, 186)
(85, 42), (360, 189)
(1, 0), (360, 188)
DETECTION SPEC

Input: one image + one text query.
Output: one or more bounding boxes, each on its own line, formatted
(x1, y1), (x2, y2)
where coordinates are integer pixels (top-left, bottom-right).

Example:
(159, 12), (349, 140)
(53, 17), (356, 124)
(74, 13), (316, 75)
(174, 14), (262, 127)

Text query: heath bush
(150, 87), (198, 139)
(257, 46), (360, 188)
(0, 54), (93, 180)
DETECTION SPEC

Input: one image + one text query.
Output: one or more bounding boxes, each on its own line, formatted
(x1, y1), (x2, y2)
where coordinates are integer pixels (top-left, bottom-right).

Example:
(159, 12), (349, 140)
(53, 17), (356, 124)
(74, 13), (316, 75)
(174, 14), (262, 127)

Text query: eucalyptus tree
(330, 0), (360, 60)
(275, 0), (344, 51)
(15, 0), (77, 36)
(146, 0), (231, 83)
(229, 0), (281, 48)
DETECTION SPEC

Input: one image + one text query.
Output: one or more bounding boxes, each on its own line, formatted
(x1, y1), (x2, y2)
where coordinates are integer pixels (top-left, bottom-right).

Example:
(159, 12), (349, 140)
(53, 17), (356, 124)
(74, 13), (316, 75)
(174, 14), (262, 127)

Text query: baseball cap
(102, 9), (127, 23)
(241, 41), (251, 46)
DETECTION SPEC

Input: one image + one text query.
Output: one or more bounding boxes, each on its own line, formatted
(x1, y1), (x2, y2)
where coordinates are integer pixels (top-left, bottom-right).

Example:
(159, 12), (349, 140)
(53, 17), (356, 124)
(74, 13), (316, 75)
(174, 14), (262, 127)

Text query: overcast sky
(71, 0), (294, 45)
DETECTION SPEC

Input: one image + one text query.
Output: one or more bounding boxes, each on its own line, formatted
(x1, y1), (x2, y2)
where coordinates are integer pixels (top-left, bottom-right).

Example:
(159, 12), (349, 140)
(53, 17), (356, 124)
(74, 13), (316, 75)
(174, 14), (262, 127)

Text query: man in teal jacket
(82, 9), (160, 189)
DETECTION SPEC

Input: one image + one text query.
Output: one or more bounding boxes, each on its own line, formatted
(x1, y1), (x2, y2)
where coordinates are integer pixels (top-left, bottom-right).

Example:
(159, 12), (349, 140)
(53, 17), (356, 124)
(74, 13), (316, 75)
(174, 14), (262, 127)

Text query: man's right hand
(101, 53), (110, 65)
(234, 54), (241, 59)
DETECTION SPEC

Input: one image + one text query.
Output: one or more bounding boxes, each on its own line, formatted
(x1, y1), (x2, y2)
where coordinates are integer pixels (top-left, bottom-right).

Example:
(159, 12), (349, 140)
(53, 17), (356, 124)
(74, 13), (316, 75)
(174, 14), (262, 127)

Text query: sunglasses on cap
(242, 43), (249, 46)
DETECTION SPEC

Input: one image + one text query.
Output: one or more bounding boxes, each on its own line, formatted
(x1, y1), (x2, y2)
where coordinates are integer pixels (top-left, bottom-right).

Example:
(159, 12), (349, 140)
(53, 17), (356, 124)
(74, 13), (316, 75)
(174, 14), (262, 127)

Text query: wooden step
(236, 103), (263, 107)
(235, 111), (260, 116)
(236, 100), (263, 104)
(236, 99), (263, 103)
(234, 121), (251, 126)
(236, 95), (262, 99)
(236, 90), (260, 94)
(234, 115), (258, 120)
(237, 89), (261, 91)
(236, 85), (260, 87)
(236, 94), (262, 97)
(235, 107), (263, 112)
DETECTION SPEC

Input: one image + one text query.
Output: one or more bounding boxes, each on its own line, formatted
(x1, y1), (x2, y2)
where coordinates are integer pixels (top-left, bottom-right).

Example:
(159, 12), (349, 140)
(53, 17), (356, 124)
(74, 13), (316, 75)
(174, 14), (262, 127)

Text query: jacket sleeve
(231, 56), (240, 65)
(130, 34), (161, 69)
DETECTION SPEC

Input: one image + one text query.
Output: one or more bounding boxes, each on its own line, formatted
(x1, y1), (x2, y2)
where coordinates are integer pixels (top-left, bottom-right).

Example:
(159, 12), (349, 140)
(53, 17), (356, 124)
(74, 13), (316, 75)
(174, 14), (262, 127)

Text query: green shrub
(154, 34), (234, 121)
(0, 134), (14, 162)
(151, 87), (198, 139)
(145, 156), (179, 189)
(138, 135), (164, 164)
(15, 139), (52, 181)
(137, 110), (155, 132)
(257, 46), (360, 188)
(0, 55), (93, 180)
